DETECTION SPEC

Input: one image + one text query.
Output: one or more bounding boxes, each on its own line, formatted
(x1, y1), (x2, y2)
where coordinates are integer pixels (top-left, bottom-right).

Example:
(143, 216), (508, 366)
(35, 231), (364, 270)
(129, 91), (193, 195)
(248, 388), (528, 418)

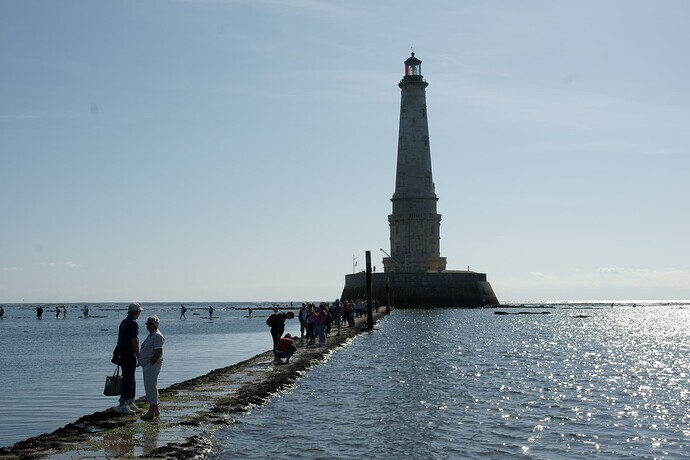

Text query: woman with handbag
(140, 315), (165, 420)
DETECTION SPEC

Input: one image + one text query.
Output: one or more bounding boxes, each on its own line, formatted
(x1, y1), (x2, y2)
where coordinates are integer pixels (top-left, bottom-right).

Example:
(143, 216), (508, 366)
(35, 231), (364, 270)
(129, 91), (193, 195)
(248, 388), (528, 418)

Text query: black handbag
(111, 345), (126, 366)
(104, 366), (123, 396)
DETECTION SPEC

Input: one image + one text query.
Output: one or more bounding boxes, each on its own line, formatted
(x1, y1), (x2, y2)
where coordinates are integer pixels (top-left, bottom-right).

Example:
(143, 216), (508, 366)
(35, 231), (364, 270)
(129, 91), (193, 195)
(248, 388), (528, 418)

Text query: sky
(1, 0), (689, 303)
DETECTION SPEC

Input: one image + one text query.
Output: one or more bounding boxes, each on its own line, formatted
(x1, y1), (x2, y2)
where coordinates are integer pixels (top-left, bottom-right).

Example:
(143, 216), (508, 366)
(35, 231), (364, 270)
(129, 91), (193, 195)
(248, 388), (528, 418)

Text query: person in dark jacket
(112, 303), (143, 415)
(267, 311), (294, 349)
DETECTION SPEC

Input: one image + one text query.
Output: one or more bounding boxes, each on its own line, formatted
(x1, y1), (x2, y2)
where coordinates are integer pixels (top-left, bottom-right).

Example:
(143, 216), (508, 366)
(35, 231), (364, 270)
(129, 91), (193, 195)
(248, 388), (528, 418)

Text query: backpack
(266, 314), (275, 327)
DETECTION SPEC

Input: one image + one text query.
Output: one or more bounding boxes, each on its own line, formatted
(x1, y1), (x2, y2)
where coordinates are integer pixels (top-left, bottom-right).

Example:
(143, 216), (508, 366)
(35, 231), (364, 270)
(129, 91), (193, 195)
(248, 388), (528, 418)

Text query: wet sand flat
(0, 309), (390, 459)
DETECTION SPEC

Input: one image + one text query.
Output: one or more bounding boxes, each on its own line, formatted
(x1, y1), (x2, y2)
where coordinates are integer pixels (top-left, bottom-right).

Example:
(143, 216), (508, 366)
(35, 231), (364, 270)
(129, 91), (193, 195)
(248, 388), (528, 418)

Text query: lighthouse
(341, 53), (499, 308)
(383, 52), (446, 273)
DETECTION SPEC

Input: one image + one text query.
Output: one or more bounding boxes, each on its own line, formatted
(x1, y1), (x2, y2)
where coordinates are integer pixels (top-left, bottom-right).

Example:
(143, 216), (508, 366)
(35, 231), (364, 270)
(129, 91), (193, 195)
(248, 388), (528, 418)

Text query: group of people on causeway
(297, 299), (379, 344)
(265, 299), (380, 364)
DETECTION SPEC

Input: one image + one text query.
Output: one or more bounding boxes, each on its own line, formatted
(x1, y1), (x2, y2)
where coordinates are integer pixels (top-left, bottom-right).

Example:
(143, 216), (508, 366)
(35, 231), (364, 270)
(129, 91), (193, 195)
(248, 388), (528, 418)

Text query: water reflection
(101, 422), (135, 459)
(216, 305), (690, 459)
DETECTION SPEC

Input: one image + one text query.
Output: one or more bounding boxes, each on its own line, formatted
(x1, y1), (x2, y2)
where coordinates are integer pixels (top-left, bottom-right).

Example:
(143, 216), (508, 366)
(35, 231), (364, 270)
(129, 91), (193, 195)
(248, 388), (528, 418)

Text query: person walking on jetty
(332, 299), (342, 336)
(113, 303), (143, 415)
(314, 304), (327, 346)
(273, 333), (297, 364)
(179, 304), (187, 320)
(140, 315), (164, 420)
(306, 304), (316, 344)
(266, 310), (294, 349)
(298, 303), (308, 343)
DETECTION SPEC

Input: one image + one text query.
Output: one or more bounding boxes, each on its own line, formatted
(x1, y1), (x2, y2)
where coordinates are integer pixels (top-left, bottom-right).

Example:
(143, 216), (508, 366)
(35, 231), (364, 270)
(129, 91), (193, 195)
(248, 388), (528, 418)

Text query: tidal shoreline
(0, 309), (391, 459)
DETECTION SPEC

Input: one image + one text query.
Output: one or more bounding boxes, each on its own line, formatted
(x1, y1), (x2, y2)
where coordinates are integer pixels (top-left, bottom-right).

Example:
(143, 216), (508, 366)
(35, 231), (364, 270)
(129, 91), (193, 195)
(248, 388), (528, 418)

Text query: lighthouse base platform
(340, 271), (499, 308)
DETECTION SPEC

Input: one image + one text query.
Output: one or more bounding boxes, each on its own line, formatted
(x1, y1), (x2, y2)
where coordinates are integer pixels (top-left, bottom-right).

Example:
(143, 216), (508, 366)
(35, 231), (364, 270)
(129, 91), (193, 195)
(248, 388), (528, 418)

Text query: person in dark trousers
(267, 311), (294, 349)
(112, 303), (143, 415)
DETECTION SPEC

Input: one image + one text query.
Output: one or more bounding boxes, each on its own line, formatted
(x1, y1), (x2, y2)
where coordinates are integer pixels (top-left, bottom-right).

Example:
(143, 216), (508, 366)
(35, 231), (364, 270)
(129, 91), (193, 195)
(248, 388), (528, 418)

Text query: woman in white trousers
(140, 315), (164, 420)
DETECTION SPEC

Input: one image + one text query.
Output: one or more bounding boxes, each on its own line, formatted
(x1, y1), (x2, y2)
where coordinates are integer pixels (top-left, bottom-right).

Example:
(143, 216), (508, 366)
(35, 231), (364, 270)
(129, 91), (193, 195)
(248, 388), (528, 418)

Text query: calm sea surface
(217, 302), (690, 459)
(3, 301), (690, 459)
(0, 302), (300, 448)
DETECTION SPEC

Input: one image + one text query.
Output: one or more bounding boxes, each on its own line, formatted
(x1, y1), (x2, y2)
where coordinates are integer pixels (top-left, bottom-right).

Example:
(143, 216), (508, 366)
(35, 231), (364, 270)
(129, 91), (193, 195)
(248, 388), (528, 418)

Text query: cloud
(64, 261), (83, 269)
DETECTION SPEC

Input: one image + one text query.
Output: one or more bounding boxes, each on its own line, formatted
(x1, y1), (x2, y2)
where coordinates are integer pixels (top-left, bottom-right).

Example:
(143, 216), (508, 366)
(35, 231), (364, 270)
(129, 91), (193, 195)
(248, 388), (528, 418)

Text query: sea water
(0, 302), (300, 448)
(217, 302), (690, 459)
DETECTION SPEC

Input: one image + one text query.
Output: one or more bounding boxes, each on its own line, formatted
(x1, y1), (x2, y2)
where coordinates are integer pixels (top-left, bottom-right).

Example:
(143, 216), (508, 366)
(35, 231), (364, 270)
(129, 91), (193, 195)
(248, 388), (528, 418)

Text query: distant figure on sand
(247, 307), (253, 317)
(0, 305), (4, 319)
(83, 305), (89, 318)
(36, 306), (43, 319)
(208, 306), (214, 319)
(273, 333), (297, 364)
(62, 306), (67, 319)
(140, 315), (164, 420)
(56, 306), (61, 319)
(113, 303), (143, 415)
(179, 304), (187, 320)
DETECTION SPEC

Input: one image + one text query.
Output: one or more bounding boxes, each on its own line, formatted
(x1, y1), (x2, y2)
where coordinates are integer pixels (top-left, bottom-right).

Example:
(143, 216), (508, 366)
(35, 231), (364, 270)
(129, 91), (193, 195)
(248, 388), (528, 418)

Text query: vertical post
(385, 277), (391, 314)
(366, 250), (373, 330)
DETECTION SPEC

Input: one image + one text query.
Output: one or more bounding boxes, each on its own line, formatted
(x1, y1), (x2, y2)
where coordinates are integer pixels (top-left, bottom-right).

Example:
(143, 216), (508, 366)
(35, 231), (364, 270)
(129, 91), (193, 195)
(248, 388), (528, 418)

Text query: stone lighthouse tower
(383, 52), (447, 273)
(341, 53), (499, 308)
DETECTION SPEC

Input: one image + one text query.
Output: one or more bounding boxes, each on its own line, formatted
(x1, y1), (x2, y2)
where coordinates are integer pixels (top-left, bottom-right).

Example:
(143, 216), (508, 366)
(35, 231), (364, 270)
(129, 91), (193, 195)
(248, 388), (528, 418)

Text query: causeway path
(0, 308), (391, 459)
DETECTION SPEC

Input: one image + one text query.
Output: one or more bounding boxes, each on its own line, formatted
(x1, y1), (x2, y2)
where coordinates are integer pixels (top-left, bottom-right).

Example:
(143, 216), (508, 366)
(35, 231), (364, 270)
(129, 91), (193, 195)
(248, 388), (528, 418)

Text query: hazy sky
(2, 0), (689, 303)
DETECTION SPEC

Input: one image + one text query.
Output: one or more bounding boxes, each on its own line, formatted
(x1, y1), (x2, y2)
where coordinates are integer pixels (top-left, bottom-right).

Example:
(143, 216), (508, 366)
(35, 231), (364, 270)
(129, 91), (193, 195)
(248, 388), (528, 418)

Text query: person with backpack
(267, 310), (294, 349)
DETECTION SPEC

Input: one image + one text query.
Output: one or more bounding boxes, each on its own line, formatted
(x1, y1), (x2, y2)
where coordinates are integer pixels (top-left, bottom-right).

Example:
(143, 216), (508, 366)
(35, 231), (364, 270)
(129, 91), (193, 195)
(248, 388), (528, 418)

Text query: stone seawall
(341, 271), (499, 308)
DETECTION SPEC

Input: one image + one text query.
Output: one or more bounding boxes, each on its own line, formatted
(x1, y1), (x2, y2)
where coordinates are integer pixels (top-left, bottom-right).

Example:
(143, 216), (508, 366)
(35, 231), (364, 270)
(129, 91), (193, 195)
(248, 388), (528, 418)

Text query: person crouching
(273, 333), (297, 365)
